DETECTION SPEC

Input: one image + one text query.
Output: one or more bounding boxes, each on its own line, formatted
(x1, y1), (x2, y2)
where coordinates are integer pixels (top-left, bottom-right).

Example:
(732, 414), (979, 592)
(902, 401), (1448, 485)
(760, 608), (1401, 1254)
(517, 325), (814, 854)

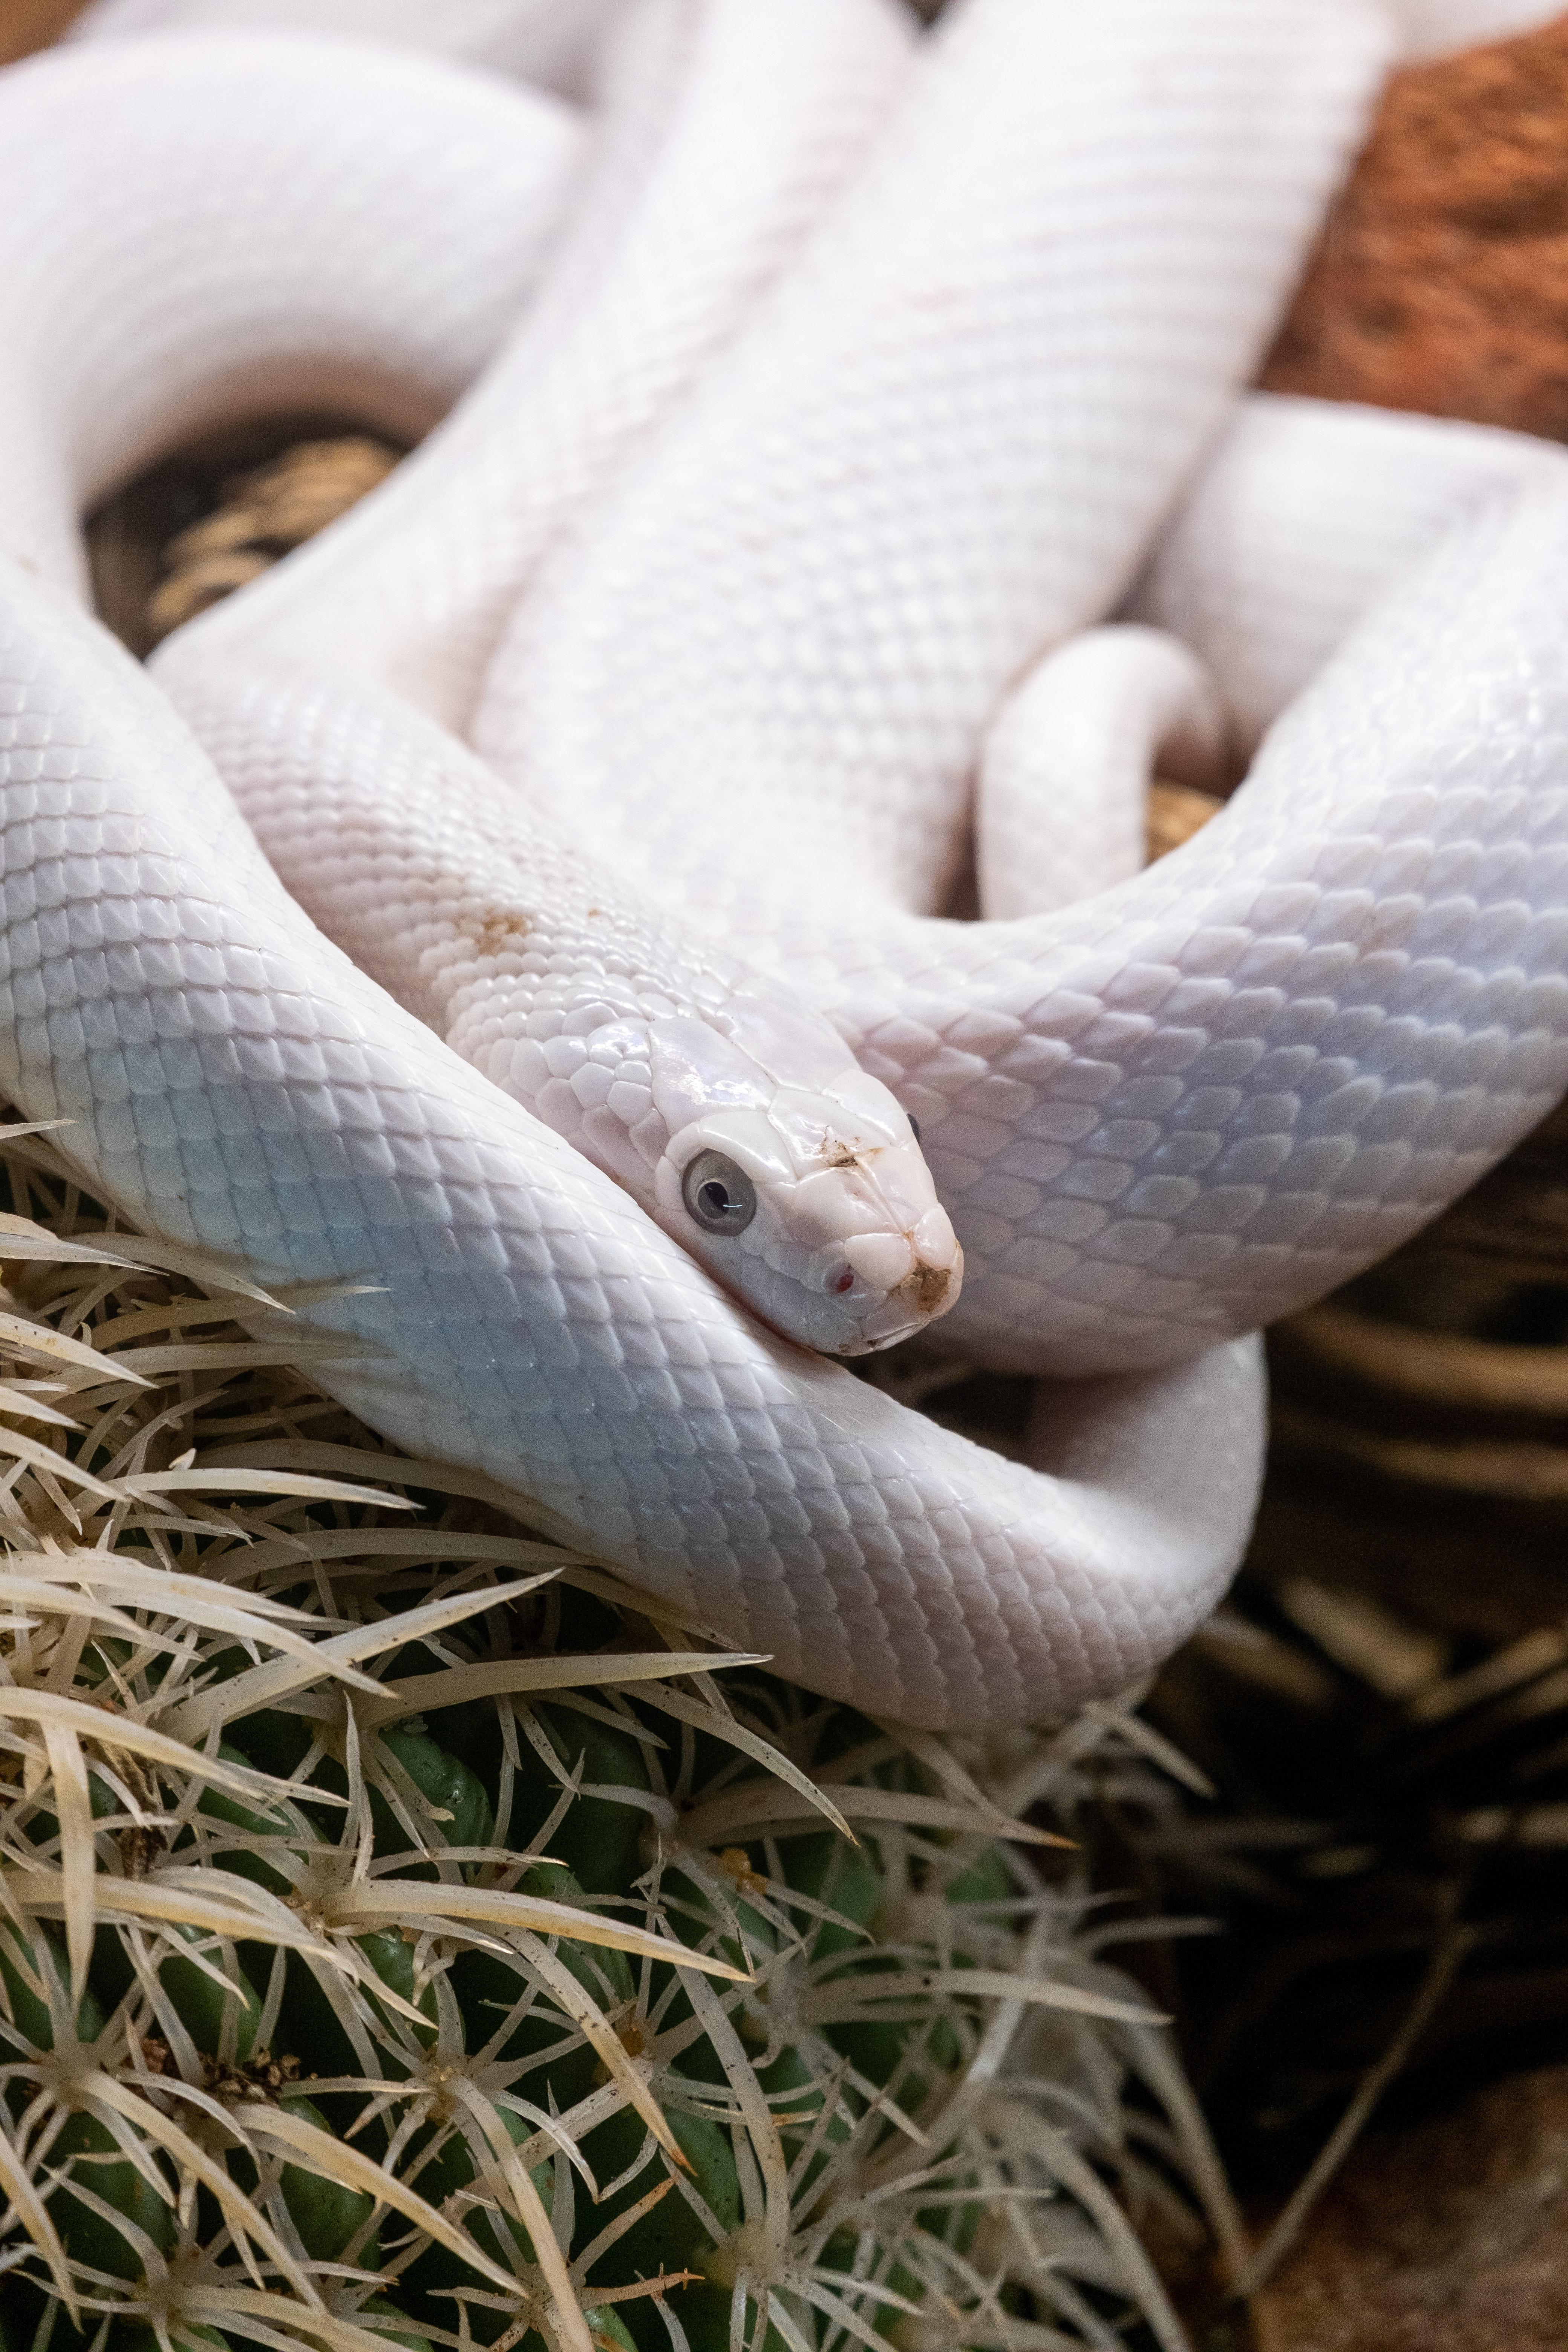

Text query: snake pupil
(681, 1150), (758, 1237)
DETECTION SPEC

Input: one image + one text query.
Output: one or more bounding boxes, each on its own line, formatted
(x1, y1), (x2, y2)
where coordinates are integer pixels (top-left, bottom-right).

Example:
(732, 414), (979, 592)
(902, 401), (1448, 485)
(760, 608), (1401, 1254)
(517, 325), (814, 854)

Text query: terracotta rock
(1264, 12), (1568, 438)
(0, 1), (83, 67)
(1253, 2066), (1568, 2352)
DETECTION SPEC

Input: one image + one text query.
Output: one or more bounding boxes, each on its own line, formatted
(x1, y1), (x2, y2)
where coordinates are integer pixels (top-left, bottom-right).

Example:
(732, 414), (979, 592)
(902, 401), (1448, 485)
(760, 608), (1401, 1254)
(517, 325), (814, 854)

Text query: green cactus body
(156, 1925), (262, 2063)
(778, 1830), (887, 1960)
(0, 1504), (1150, 2352)
(269, 1922), (439, 2092)
(577, 2098), (741, 2301)
(194, 1741), (298, 1895)
(279, 2092), (380, 2263)
(0, 1923), (101, 2054)
(9, 1668), (1041, 2352)
(376, 1720), (495, 1870)
(0, 1937), (191, 2286)
(210, 1721), (450, 2081)
(47, 2106), (177, 2282)
(454, 1858), (631, 2112)
(221, 1703), (313, 1784)
(511, 1703), (654, 1895)
(0, 1929), (185, 2286)
(399, 2099), (553, 2344)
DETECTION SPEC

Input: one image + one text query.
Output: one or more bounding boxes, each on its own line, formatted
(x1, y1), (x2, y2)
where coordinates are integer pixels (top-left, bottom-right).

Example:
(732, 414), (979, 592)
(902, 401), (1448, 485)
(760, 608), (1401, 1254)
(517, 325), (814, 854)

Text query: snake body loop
(0, 2), (1560, 1726)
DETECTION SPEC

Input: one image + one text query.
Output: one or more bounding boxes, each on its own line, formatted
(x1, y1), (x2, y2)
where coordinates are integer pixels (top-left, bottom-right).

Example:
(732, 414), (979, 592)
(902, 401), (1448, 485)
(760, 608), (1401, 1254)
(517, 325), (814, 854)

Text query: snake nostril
(830, 1266), (856, 1296)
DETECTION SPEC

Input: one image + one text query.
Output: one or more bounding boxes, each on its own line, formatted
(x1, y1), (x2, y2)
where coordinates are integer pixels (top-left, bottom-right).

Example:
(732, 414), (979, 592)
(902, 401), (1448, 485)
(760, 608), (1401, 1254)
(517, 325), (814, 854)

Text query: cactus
(0, 1118), (1239, 2350)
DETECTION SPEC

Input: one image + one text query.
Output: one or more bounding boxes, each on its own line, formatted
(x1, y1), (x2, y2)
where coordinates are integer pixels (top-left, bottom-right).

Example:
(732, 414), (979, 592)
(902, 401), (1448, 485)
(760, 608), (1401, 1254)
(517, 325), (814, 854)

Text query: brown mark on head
(464, 908), (532, 959)
(901, 1261), (953, 1318)
(822, 1134), (863, 1171)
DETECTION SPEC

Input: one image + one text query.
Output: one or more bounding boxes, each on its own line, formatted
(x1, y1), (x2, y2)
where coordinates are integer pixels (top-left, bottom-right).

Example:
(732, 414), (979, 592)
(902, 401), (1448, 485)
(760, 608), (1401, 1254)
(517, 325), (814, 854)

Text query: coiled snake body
(0, 0), (1565, 1727)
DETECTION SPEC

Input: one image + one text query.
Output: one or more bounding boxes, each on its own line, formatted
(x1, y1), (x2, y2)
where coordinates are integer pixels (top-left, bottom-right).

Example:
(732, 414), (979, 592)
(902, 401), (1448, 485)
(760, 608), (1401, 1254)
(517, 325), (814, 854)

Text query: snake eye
(681, 1150), (757, 1238)
(908, 1116), (922, 1144)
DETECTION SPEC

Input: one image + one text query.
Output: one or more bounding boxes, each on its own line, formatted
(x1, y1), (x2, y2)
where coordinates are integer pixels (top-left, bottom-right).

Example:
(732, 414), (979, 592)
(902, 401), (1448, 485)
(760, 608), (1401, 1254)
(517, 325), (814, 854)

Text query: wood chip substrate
(1254, 2066), (1568, 2352)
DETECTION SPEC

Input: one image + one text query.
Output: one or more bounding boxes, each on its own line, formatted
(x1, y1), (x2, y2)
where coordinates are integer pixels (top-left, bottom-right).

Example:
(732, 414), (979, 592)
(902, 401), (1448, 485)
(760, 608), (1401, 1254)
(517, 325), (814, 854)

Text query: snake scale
(0, 0), (1563, 1728)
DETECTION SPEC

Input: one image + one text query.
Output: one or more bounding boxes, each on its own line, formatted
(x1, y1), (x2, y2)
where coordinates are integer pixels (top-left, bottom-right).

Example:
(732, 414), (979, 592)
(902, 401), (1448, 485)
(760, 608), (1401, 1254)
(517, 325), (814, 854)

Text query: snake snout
(841, 1222), (961, 1316)
(832, 1204), (963, 1353)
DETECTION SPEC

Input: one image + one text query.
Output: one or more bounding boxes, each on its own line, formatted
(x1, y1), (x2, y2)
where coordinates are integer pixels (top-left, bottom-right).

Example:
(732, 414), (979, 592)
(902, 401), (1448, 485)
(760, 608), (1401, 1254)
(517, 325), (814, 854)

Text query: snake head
(647, 1009), (962, 1355)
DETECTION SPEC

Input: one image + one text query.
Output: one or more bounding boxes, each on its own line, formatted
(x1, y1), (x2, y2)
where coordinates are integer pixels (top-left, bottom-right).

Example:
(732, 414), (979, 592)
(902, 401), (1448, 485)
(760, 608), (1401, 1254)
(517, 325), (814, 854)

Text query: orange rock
(0, 0), (86, 67)
(1264, 12), (1568, 439)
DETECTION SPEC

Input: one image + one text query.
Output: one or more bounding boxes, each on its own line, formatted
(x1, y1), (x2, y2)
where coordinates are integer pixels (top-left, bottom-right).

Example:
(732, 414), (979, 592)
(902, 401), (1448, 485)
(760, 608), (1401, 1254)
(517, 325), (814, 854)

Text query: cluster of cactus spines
(0, 1121), (1239, 2351)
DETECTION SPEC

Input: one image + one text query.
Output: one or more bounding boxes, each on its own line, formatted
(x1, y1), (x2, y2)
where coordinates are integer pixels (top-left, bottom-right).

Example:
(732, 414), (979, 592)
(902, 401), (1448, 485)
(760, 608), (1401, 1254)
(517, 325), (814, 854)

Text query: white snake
(0, 0), (1565, 1730)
